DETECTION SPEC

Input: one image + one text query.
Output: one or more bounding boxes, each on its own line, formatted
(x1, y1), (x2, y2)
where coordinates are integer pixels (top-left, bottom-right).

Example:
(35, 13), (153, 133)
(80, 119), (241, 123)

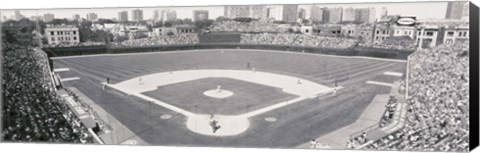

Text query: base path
(106, 69), (338, 137)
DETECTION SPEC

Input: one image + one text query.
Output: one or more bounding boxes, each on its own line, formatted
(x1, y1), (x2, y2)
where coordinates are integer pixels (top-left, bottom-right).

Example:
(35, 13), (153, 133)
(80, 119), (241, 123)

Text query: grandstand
(1, 34), (471, 153)
(0, 14), (470, 152)
(344, 42), (470, 152)
(2, 44), (95, 143)
(362, 42), (470, 152)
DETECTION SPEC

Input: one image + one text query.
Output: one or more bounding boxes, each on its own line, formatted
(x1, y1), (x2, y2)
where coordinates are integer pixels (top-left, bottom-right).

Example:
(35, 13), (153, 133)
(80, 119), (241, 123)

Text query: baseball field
(52, 49), (406, 148)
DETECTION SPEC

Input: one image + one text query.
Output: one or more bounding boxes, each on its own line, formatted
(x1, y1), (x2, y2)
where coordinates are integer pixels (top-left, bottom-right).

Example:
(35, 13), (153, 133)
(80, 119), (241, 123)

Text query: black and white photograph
(1, 0), (478, 152)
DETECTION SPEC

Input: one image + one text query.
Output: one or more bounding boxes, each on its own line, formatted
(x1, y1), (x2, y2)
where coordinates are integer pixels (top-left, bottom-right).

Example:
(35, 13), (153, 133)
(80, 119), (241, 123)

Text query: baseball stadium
(1, 5), (472, 152)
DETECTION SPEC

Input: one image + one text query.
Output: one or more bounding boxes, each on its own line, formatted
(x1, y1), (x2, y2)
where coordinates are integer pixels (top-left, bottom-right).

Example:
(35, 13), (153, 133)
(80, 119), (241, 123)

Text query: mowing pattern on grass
(54, 50), (405, 85)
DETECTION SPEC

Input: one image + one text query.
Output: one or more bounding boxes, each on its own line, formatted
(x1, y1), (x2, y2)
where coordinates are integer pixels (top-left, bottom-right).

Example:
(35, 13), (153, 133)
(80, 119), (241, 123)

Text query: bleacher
(2, 44), (94, 143)
(349, 42), (470, 152)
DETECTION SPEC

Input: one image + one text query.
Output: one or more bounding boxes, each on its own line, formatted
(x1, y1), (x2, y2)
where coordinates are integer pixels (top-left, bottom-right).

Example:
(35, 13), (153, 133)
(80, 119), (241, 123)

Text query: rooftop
(46, 24), (78, 28)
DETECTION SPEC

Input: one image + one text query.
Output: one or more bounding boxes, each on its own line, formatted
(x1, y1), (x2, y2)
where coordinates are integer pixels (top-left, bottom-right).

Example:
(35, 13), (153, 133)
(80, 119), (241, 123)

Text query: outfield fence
(43, 43), (414, 60)
(405, 50), (419, 100)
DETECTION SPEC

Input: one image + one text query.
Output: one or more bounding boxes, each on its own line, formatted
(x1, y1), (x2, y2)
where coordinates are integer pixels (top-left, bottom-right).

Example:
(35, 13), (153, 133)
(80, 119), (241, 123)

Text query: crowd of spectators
(272, 33), (298, 45)
(364, 42), (469, 152)
(2, 44), (94, 143)
(110, 34), (199, 47)
(359, 36), (417, 51)
(359, 43), (416, 51)
(44, 41), (106, 48)
(241, 33), (277, 44)
(241, 33), (358, 49)
(210, 20), (290, 33)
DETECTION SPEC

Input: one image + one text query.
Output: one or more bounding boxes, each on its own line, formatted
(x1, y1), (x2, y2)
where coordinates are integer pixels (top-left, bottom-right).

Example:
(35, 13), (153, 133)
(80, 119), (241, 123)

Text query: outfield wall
(43, 43), (414, 60)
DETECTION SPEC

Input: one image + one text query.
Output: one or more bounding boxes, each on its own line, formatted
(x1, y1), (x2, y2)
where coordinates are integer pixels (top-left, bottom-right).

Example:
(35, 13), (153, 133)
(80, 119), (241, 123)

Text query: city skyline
(1, 2), (454, 22)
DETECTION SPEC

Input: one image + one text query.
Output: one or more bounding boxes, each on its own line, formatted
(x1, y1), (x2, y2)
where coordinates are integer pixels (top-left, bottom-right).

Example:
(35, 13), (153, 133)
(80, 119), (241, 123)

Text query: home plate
(265, 117), (277, 122)
(315, 143), (332, 149)
(186, 114), (249, 136)
(121, 139), (137, 145)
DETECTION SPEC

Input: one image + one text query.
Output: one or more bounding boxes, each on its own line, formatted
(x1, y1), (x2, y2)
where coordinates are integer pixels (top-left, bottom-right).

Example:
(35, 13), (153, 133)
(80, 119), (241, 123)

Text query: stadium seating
(358, 36), (416, 51)
(241, 33), (358, 49)
(2, 43), (94, 143)
(210, 20), (289, 33)
(110, 34), (199, 48)
(362, 42), (470, 152)
(45, 41), (106, 48)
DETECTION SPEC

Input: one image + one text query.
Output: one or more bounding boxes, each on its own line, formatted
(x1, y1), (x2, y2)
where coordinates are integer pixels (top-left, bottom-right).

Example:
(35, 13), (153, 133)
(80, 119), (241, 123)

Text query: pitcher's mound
(203, 89), (234, 99)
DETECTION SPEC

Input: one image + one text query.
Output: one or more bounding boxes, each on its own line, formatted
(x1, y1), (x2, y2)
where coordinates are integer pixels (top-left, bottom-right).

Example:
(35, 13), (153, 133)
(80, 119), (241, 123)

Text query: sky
(1, 1), (451, 21)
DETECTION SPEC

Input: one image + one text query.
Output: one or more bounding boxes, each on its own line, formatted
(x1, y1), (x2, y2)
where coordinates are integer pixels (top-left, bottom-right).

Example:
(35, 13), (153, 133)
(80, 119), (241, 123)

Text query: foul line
(241, 96), (308, 118)
(241, 87), (343, 118)
(366, 81), (393, 87)
(383, 71), (403, 77)
(105, 83), (195, 117)
(60, 77), (80, 82)
(54, 68), (70, 72)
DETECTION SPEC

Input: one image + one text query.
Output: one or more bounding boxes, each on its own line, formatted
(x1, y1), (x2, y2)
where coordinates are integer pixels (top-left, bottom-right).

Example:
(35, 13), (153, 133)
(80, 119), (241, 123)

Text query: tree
(194, 20), (214, 29)
(50, 19), (70, 25)
(95, 18), (116, 24)
(164, 22), (173, 27)
(3, 30), (18, 44)
(215, 16), (230, 22)
(173, 19), (183, 25)
(78, 26), (95, 42)
(301, 19), (309, 24)
(183, 18), (193, 25)
(287, 28), (295, 33)
(233, 17), (253, 23)
(273, 20), (287, 24)
(152, 22), (163, 28)
(134, 32), (148, 39)
(146, 25), (153, 31)
(1, 19), (36, 45)
(114, 35), (129, 42)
